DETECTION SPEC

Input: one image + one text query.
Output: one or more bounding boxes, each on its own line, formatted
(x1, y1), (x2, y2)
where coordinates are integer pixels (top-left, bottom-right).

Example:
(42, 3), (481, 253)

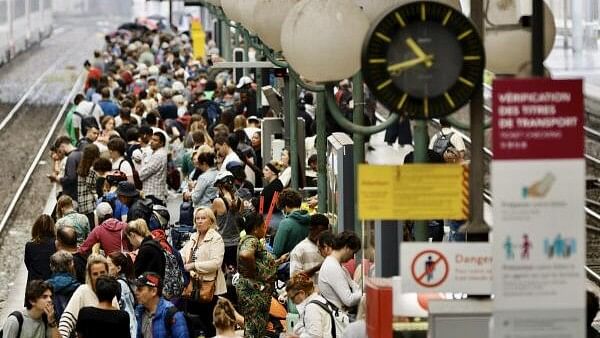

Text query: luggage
(171, 224), (196, 251)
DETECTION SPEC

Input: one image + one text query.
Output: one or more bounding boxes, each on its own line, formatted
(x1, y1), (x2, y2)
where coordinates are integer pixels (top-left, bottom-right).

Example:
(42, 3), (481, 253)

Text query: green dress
(236, 235), (277, 338)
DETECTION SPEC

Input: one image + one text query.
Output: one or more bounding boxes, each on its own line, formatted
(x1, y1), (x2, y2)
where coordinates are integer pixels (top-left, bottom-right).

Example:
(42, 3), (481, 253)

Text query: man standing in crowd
(289, 213), (330, 282)
(214, 134), (240, 172)
(272, 189), (311, 258)
(49, 136), (81, 202)
(139, 132), (168, 206)
(1, 280), (59, 337)
(134, 273), (189, 338)
(55, 226), (87, 284)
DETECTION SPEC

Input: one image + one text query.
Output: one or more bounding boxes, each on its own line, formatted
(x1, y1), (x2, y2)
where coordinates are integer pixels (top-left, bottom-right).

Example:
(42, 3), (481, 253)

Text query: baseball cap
(135, 272), (161, 288)
(236, 76), (253, 89)
(95, 202), (113, 219)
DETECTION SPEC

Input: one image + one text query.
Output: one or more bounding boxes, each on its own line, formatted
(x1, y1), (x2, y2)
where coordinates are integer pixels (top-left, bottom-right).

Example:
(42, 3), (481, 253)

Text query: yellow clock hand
(387, 54), (434, 73)
(406, 37), (433, 68)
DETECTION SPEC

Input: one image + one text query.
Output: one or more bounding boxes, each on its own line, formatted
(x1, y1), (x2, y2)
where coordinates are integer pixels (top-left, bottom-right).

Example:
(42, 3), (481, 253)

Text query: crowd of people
(2, 17), (368, 338)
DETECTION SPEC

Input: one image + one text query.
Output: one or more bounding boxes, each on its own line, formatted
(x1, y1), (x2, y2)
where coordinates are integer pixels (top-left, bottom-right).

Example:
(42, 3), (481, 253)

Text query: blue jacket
(135, 297), (189, 338)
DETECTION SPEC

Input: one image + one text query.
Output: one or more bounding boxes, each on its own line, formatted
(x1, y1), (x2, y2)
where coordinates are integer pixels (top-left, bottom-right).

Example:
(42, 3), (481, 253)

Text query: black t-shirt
(76, 307), (130, 338)
(73, 252), (88, 284)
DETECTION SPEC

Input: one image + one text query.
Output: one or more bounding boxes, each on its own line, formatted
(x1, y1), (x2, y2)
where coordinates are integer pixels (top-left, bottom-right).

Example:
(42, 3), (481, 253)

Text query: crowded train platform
(0, 0), (599, 337)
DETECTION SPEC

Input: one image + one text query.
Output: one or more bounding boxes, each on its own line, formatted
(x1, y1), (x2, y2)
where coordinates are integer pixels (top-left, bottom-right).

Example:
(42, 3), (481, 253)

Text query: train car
(0, 0), (8, 64)
(0, 0), (53, 66)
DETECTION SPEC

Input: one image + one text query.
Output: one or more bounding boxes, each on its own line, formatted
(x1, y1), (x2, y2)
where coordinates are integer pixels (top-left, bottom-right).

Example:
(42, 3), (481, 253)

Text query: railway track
(0, 71), (84, 235)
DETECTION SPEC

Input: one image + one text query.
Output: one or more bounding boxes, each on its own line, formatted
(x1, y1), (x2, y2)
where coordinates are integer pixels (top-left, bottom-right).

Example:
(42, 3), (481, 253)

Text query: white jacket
(180, 228), (227, 295)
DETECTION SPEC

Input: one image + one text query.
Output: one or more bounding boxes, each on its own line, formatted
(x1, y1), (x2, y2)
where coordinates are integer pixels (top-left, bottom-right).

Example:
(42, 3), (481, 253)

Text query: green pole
(242, 28), (249, 76)
(413, 120), (429, 241)
(256, 62), (262, 113)
(288, 73), (299, 190)
(352, 71), (365, 270)
(352, 73), (364, 264)
(220, 21), (232, 61)
(316, 91), (327, 213)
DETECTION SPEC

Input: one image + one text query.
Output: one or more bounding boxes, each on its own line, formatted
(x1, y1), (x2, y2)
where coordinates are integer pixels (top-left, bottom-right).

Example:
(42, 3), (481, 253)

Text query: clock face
(362, 1), (485, 119)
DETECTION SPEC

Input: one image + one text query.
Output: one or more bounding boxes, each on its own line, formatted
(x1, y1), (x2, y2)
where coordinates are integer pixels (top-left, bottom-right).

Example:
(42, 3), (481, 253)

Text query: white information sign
(401, 243), (492, 294)
(491, 160), (585, 310)
(491, 78), (585, 338)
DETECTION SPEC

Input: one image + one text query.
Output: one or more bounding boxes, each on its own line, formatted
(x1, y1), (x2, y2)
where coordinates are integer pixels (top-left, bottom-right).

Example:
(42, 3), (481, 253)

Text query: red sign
(492, 78), (584, 160)
(410, 250), (449, 288)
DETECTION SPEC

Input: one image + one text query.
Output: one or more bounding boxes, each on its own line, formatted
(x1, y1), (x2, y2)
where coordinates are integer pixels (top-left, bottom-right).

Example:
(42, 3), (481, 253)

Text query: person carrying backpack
(1, 280), (59, 338)
(428, 118), (466, 162)
(46, 251), (81, 321)
(124, 219), (166, 280)
(134, 273), (190, 338)
(286, 273), (346, 338)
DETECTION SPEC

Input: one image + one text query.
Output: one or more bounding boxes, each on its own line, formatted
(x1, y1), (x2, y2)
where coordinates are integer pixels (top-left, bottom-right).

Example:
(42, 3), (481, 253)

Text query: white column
(571, 0), (585, 53)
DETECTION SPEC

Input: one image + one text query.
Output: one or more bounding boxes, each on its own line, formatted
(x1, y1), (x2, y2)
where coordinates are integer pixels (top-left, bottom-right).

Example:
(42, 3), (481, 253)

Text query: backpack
(149, 205), (171, 231)
(54, 291), (75, 320)
(125, 143), (141, 163)
(162, 249), (185, 300)
(432, 130), (455, 156)
(128, 198), (154, 225)
(165, 306), (207, 338)
(117, 277), (137, 309)
(166, 160), (181, 191)
(306, 299), (350, 338)
(73, 108), (100, 136)
(0, 311), (24, 338)
(119, 158), (143, 190)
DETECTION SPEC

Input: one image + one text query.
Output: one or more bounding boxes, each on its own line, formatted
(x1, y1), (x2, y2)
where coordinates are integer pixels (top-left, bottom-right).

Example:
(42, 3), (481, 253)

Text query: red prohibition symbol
(411, 249), (449, 288)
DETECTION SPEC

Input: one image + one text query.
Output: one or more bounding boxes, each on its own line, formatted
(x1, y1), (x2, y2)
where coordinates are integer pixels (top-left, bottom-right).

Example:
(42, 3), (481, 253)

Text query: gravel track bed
(0, 10), (131, 312)
(0, 103), (12, 122)
(0, 104), (60, 225)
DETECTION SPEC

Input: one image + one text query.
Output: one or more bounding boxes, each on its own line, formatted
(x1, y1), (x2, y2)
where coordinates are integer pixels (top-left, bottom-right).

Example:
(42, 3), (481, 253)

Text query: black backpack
(165, 305), (206, 338)
(432, 131), (455, 156)
(0, 311), (24, 338)
(73, 108), (100, 136)
(128, 198), (154, 224)
(118, 158), (143, 190)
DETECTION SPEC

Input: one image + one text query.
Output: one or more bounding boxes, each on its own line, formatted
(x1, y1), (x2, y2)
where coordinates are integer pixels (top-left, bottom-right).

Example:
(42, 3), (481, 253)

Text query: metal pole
(316, 92), (327, 213)
(563, 0), (568, 49)
(288, 73), (299, 190)
(413, 120), (429, 241)
(169, 0), (173, 29)
(532, 0), (545, 77)
(462, 0), (489, 241)
(352, 73), (364, 266)
(220, 20), (231, 61)
(352, 73), (364, 231)
(242, 30), (249, 77)
(572, 0), (584, 54)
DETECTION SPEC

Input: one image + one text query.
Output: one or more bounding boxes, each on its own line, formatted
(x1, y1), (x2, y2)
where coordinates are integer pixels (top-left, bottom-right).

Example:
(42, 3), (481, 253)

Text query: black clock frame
(361, 1), (485, 119)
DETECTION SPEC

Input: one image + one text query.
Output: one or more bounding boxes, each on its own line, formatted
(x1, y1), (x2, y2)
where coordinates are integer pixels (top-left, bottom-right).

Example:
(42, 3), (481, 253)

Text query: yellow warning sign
(191, 18), (206, 60)
(358, 164), (468, 220)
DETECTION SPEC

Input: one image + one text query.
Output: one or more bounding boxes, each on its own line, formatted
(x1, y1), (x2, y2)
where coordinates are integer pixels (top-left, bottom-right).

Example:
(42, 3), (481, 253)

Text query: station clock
(362, 1), (485, 119)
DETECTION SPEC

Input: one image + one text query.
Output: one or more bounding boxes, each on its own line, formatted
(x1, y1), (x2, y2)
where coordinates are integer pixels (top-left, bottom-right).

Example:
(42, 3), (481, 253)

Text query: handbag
(186, 237), (216, 303)
(191, 277), (216, 303)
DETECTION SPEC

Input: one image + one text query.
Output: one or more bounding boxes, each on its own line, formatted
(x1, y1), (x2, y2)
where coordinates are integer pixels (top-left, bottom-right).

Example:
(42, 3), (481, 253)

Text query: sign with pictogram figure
(492, 78), (585, 338)
(401, 243), (492, 293)
(411, 250), (449, 288)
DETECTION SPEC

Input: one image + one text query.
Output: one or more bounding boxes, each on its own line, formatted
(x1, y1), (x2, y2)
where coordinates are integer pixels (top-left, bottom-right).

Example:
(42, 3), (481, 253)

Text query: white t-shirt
(221, 151), (241, 172)
(113, 157), (134, 184)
